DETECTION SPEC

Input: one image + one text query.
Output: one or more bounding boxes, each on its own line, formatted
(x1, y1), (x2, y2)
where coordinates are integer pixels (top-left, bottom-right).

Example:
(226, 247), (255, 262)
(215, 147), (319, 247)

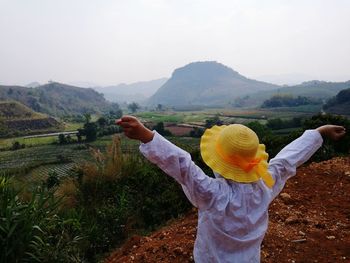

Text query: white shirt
(139, 130), (323, 263)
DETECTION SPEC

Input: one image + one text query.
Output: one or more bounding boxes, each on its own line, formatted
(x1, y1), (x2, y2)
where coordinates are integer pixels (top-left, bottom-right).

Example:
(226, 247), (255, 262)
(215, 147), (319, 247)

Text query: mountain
(0, 82), (119, 116)
(323, 88), (350, 116)
(0, 101), (61, 137)
(0, 100), (45, 119)
(237, 80), (350, 108)
(26, 82), (41, 88)
(255, 73), (315, 86)
(93, 78), (168, 103)
(148, 62), (280, 107)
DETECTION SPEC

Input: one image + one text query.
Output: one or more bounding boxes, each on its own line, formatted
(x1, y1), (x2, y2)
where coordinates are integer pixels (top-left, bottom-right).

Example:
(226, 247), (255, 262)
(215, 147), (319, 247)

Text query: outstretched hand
(116, 115), (154, 143)
(316, 125), (346, 141)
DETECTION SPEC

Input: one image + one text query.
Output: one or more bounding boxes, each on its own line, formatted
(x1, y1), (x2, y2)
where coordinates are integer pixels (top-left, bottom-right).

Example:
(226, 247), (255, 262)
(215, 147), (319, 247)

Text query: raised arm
(268, 125), (346, 199)
(116, 116), (222, 210)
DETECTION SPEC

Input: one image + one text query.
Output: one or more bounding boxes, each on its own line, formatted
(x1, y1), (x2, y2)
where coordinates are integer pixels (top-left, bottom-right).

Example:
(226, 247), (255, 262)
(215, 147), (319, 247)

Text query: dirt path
(105, 157), (350, 263)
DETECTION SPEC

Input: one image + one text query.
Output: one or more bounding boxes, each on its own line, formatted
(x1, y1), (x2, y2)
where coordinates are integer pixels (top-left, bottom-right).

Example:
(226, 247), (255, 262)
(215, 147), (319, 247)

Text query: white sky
(0, 0), (350, 86)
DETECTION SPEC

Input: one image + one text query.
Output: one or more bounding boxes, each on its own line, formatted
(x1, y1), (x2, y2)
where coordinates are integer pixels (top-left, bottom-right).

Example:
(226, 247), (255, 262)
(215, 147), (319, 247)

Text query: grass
(0, 121), (83, 150)
(136, 112), (185, 123)
(0, 136), (58, 149)
(0, 107), (319, 183)
(0, 132), (200, 185)
(23, 162), (77, 183)
(63, 122), (83, 131)
(135, 108), (318, 126)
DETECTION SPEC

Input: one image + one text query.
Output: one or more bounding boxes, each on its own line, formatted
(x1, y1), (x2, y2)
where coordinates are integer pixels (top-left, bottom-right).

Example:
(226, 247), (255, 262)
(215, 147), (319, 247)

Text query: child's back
(117, 116), (345, 263)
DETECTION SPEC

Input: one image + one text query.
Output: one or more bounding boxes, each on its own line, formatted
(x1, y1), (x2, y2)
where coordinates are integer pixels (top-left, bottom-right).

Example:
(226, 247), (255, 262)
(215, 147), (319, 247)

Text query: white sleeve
(139, 132), (221, 210)
(268, 130), (323, 199)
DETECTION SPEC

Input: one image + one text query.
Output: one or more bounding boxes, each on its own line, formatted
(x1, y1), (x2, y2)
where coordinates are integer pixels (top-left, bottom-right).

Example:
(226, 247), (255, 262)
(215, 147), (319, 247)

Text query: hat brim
(200, 125), (269, 183)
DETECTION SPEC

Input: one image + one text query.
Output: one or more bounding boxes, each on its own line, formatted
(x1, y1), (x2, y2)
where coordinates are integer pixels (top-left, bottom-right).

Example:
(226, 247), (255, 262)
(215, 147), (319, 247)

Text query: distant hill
(234, 80), (350, 108)
(0, 101), (61, 137)
(323, 88), (350, 116)
(0, 100), (45, 119)
(261, 95), (321, 108)
(26, 82), (41, 88)
(0, 82), (119, 116)
(148, 61), (280, 107)
(94, 78), (168, 103)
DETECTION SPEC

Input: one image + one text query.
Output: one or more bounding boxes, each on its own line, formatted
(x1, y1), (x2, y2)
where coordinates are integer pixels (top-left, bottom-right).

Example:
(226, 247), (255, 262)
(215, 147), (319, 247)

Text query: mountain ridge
(93, 78), (168, 103)
(148, 61), (280, 107)
(0, 101), (61, 137)
(0, 82), (119, 116)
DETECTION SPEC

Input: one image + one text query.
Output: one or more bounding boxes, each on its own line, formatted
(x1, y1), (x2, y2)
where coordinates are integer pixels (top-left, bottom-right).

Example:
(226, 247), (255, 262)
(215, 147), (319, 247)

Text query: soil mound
(105, 157), (350, 263)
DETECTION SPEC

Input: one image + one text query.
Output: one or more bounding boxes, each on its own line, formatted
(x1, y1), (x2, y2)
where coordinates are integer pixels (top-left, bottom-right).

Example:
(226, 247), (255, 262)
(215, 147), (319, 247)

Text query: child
(116, 116), (346, 263)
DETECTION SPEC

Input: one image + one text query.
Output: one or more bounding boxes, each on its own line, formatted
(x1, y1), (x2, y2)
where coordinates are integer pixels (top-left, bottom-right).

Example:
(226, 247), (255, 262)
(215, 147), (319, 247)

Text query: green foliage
(97, 117), (107, 127)
(205, 115), (223, 128)
(246, 121), (270, 139)
(189, 127), (205, 138)
(303, 113), (350, 161)
(11, 141), (25, 150)
(78, 122), (98, 142)
(67, 136), (191, 260)
(324, 88), (350, 109)
(153, 122), (172, 136)
(0, 101), (62, 138)
(0, 83), (121, 117)
(46, 171), (60, 189)
(0, 176), (84, 262)
(83, 113), (91, 124)
(262, 94), (320, 108)
(323, 87), (350, 115)
(266, 117), (303, 130)
(58, 134), (67, 144)
(128, 102), (140, 113)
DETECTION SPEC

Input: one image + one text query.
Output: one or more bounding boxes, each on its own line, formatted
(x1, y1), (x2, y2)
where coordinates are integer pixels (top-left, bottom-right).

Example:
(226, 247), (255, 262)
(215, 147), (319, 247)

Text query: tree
(83, 113), (92, 124)
(84, 122), (98, 142)
(11, 141), (25, 150)
(156, 104), (163, 111)
(128, 102), (140, 113)
(58, 134), (67, 144)
(97, 117), (107, 127)
(205, 115), (223, 128)
(46, 171), (60, 189)
(153, 122), (172, 136)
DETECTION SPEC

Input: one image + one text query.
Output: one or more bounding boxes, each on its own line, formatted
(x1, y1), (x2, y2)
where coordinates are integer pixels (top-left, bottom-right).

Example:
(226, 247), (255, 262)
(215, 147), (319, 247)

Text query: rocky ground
(105, 157), (350, 263)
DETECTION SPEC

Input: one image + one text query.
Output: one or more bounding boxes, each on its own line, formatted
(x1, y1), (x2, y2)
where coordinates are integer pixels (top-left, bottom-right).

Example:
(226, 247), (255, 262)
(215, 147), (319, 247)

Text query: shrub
(190, 127), (205, 138)
(71, 135), (191, 260)
(0, 176), (84, 262)
(303, 113), (350, 161)
(11, 141), (25, 150)
(153, 122), (172, 136)
(46, 171), (60, 189)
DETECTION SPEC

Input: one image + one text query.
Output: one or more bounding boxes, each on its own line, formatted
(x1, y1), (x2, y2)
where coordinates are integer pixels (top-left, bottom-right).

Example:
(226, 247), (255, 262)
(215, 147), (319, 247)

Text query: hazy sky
(1, 0), (350, 86)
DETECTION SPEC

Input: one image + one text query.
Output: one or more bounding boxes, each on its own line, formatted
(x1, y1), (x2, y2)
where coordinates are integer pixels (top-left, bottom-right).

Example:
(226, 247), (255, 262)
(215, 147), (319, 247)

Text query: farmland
(0, 108), (318, 180)
(0, 128), (199, 184)
(136, 107), (317, 125)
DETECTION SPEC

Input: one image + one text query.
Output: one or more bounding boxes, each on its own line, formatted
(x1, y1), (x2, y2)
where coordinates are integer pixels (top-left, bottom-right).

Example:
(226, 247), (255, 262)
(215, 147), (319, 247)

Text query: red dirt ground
(105, 157), (350, 263)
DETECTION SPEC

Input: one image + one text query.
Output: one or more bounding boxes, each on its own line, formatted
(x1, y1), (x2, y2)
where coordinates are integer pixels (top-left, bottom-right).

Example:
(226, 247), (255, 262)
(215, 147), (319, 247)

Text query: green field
(63, 122), (83, 131)
(136, 107), (319, 126)
(0, 107), (320, 184)
(0, 132), (200, 184)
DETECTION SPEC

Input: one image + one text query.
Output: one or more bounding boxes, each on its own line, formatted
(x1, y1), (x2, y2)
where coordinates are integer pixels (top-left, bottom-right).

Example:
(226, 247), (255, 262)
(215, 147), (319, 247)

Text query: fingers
(334, 125), (346, 132)
(120, 115), (137, 122)
(329, 125), (346, 141)
(116, 116), (136, 128)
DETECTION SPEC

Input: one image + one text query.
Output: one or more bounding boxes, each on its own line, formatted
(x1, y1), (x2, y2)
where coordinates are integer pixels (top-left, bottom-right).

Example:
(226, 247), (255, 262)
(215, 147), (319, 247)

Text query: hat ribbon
(215, 143), (275, 188)
(215, 143), (261, 172)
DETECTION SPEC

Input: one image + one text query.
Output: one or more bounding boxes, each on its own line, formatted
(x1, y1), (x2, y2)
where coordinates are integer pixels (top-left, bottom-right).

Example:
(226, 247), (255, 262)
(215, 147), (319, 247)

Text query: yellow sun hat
(200, 124), (275, 188)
